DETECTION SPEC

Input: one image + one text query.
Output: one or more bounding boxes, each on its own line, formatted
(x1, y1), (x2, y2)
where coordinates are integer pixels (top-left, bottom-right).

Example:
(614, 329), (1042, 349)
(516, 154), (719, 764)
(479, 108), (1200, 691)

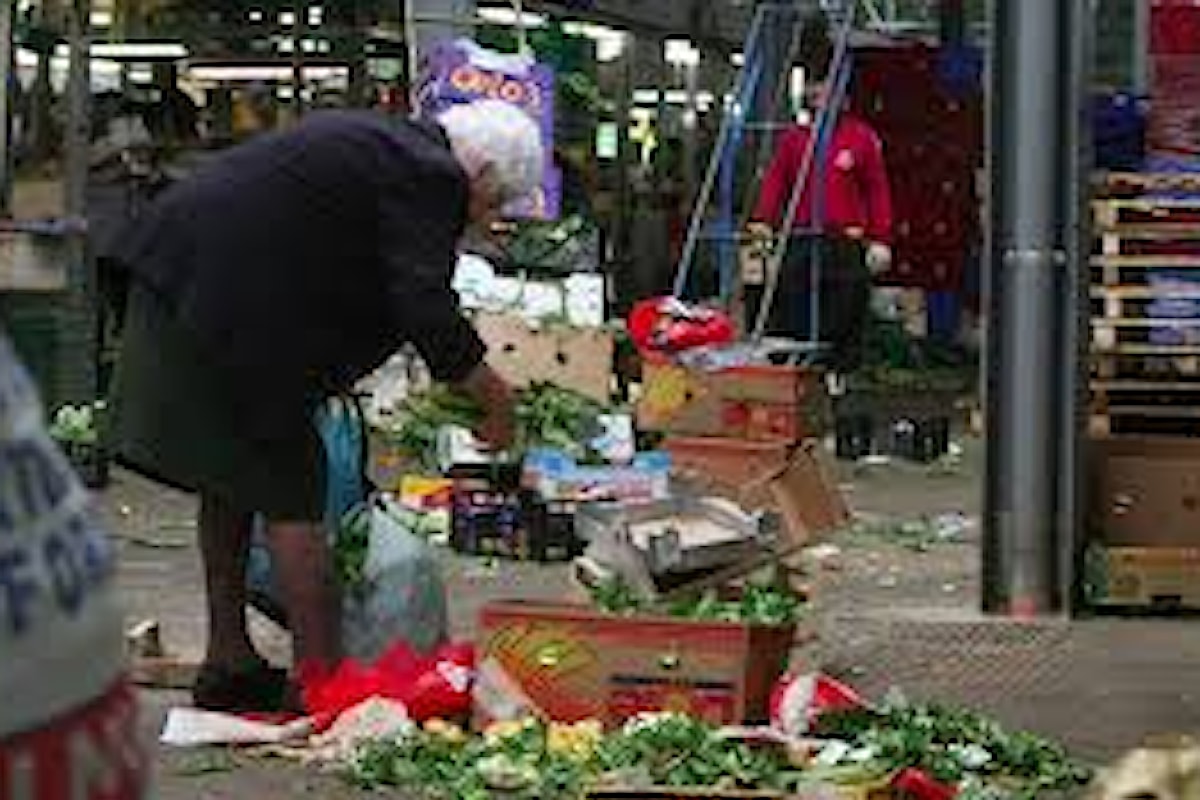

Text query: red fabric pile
(298, 642), (475, 729)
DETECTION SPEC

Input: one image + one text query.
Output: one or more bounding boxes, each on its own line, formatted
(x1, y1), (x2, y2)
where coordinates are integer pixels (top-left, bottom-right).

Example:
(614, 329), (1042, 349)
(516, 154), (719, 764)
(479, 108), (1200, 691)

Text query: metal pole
(1133, 0), (1150, 96)
(64, 0), (97, 404)
(0, 0), (14, 216)
(1059, 0), (1093, 615)
(983, 0), (1078, 616)
(938, 0), (966, 48)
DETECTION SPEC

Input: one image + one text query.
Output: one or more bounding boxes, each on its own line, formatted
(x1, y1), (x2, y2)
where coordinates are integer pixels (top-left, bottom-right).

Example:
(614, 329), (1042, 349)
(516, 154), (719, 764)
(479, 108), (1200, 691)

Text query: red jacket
(753, 114), (893, 244)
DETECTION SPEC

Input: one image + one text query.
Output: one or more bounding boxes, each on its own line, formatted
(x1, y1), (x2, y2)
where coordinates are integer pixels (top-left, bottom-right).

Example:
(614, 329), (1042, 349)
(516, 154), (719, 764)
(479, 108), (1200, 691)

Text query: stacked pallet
(1089, 173), (1200, 438)
(1087, 172), (1200, 612)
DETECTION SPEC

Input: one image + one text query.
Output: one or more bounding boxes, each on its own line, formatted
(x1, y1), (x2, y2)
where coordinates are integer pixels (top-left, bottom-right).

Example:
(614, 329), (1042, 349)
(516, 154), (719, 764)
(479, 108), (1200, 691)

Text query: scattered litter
(172, 752), (236, 777)
(161, 708), (315, 748)
(119, 532), (192, 550)
(805, 543), (844, 571)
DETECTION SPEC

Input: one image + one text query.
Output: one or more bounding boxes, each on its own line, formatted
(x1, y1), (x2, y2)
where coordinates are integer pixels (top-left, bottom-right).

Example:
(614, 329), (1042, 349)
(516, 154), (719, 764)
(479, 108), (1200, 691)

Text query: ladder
(672, 2), (858, 355)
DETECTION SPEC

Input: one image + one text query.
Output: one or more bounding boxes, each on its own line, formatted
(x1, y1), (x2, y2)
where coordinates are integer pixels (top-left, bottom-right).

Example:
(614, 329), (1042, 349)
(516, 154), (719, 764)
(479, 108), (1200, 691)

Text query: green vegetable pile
(385, 382), (607, 472)
(587, 575), (807, 627)
(345, 710), (1089, 798)
(813, 703), (1093, 799)
(345, 715), (797, 799)
(594, 714), (791, 790)
(48, 401), (106, 446)
(349, 719), (594, 800)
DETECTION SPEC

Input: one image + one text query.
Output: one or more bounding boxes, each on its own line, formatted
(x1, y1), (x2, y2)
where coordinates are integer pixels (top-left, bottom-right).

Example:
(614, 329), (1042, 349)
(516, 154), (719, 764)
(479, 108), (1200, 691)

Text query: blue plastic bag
(319, 397), (368, 527)
(247, 397), (367, 605)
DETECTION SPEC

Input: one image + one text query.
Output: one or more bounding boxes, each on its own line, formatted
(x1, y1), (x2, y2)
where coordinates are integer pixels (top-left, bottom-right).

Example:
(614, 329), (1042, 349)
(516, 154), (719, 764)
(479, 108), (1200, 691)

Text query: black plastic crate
(835, 413), (951, 463)
(60, 441), (111, 490)
(445, 464), (581, 562)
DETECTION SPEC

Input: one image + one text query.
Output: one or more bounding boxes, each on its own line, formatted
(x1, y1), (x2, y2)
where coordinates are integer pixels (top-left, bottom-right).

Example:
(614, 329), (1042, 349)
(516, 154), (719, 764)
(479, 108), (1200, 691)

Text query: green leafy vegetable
(385, 382), (609, 472)
(813, 702), (1093, 797)
(587, 575), (807, 627)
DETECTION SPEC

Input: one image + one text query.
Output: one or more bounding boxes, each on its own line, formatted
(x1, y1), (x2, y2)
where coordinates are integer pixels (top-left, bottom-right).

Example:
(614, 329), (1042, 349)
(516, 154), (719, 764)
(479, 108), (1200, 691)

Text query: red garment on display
(851, 45), (983, 292)
(1152, 0), (1200, 55)
(1150, 2), (1200, 160)
(753, 113), (894, 244)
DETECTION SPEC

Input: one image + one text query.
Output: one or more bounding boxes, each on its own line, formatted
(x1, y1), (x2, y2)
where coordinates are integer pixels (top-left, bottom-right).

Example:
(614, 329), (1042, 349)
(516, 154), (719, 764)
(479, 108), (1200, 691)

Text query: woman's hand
(456, 363), (516, 450)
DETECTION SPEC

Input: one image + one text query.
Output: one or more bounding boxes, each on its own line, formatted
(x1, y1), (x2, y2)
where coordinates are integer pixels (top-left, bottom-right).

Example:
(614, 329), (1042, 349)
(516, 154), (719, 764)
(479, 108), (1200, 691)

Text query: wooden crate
(1087, 545), (1200, 611)
(638, 362), (827, 443)
(1089, 437), (1200, 546)
(475, 600), (808, 729)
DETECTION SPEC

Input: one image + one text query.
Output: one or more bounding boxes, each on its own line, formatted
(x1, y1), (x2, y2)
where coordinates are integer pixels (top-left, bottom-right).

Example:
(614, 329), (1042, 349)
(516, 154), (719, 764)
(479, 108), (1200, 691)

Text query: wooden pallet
(1099, 171), (1200, 196)
(1093, 197), (1200, 228)
(1088, 179), (1200, 437)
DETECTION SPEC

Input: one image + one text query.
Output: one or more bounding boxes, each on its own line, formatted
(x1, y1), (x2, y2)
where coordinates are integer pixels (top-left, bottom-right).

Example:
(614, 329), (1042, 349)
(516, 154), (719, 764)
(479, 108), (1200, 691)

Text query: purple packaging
(417, 38), (561, 220)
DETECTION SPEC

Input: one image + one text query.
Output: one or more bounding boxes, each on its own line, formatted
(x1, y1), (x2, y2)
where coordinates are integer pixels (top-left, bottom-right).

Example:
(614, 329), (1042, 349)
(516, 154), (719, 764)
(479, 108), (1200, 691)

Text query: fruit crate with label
(475, 599), (811, 730)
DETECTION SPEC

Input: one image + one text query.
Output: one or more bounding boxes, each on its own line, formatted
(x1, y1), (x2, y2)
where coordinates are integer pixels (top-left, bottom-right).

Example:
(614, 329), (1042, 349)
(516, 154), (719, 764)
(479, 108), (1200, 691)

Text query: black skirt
(110, 282), (326, 521)
(746, 235), (871, 372)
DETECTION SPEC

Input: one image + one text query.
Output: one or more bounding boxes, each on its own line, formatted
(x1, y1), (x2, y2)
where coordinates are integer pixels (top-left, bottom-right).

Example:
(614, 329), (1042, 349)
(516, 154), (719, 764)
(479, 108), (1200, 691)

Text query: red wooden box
(475, 600), (806, 729)
(637, 363), (826, 443)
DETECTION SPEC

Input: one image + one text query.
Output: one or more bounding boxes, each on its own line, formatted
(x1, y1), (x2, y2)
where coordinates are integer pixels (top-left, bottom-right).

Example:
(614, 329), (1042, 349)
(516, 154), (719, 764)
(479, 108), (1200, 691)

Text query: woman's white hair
(437, 99), (545, 204)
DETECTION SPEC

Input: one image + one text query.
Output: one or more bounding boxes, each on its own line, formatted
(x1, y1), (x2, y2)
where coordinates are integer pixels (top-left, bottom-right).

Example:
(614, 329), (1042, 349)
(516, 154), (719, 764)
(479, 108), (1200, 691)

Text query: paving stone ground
(97, 446), (1198, 798)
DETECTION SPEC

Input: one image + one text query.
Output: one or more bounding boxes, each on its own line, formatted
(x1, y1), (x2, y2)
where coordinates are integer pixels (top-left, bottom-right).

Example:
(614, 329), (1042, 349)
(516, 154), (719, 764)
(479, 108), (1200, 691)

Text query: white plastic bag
(340, 498), (449, 661)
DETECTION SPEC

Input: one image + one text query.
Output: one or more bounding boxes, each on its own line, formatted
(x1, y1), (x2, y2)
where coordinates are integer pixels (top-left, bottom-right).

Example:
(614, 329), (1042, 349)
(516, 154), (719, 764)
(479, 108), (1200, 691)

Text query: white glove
(866, 242), (893, 275)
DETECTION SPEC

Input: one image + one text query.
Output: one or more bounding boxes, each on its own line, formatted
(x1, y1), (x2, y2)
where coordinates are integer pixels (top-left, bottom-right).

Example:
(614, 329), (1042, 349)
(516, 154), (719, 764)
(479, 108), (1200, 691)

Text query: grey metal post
(0, 0), (14, 215)
(1059, 0), (1093, 615)
(983, 0), (1085, 616)
(61, 0), (97, 404)
(1133, 0), (1150, 96)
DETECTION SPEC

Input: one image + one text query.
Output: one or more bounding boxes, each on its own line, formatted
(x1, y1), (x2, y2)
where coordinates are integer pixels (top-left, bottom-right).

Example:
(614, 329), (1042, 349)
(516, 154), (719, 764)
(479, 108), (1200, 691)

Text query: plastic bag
(300, 641), (475, 723)
(341, 498), (449, 660)
(769, 672), (866, 737)
(246, 399), (449, 662)
(627, 296), (736, 360)
(320, 397), (367, 524)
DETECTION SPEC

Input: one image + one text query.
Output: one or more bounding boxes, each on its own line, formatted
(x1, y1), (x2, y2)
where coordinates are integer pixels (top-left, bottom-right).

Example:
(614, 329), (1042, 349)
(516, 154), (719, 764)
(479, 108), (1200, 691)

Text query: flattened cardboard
(476, 312), (614, 402)
(664, 438), (850, 548)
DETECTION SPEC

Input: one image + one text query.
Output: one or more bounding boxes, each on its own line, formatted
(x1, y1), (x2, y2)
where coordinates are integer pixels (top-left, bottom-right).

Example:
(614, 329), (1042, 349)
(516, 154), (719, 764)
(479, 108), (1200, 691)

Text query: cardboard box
(575, 496), (773, 583)
(1087, 546), (1200, 610)
(0, 229), (69, 292)
(476, 313), (614, 403)
(664, 438), (850, 548)
(522, 448), (672, 503)
(1089, 437), (1200, 547)
(475, 601), (804, 729)
(638, 363), (826, 442)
